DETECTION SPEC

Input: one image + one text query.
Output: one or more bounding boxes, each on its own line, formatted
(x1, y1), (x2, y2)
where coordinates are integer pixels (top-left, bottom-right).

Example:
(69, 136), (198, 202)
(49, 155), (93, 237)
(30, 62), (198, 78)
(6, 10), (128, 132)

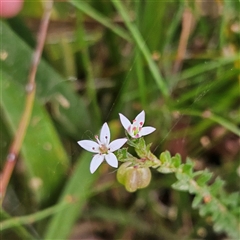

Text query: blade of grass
(76, 12), (101, 126)
(68, 0), (132, 42)
(175, 55), (239, 82)
(179, 110), (240, 136)
(135, 1), (146, 108)
(111, 0), (168, 97)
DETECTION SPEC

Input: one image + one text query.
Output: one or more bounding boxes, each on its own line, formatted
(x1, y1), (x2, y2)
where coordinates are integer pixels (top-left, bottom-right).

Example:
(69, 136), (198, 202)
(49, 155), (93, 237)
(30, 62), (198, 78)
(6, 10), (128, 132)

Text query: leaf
(1, 21), (92, 137)
(172, 154), (181, 168)
(69, 0), (131, 42)
(182, 163), (193, 177)
(179, 109), (240, 136)
(172, 180), (189, 191)
(210, 177), (225, 195)
(111, 0), (168, 97)
(222, 192), (239, 208)
(160, 151), (171, 164)
(1, 72), (69, 203)
(192, 194), (203, 209)
(196, 170), (213, 186)
(175, 164), (192, 181)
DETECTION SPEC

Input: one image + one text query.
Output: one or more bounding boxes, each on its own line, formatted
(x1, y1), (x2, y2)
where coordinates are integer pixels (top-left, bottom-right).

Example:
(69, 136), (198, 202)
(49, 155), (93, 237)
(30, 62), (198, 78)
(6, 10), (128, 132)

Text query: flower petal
(100, 122), (110, 144)
(105, 152), (118, 168)
(140, 126), (156, 136)
(90, 154), (104, 173)
(119, 113), (131, 131)
(135, 110), (145, 125)
(77, 140), (99, 153)
(109, 138), (128, 152)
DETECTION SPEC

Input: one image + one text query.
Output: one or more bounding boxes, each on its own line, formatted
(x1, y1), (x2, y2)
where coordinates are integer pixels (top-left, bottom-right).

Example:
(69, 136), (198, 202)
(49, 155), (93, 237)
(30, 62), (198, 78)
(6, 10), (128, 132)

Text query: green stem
(124, 137), (239, 238)
(0, 199), (72, 231)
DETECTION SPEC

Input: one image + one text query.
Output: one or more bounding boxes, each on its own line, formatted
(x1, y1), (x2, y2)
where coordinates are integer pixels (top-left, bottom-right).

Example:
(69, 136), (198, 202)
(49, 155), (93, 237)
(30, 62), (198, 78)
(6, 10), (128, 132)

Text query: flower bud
(117, 161), (152, 192)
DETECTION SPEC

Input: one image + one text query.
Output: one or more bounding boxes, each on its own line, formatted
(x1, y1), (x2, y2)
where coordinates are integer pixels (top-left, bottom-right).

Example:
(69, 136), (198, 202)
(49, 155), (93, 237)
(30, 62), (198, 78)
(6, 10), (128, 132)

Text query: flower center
(99, 144), (108, 154)
(131, 121), (142, 136)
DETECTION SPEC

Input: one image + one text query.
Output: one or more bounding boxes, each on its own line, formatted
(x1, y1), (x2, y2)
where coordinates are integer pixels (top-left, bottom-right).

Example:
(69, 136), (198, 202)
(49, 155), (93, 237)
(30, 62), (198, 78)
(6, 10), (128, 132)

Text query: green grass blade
(69, 0), (132, 42)
(180, 110), (240, 136)
(111, 0), (168, 97)
(1, 73), (69, 203)
(1, 21), (92, 138)
(178, 55), (239, 81)
(76, 12), (101, 126)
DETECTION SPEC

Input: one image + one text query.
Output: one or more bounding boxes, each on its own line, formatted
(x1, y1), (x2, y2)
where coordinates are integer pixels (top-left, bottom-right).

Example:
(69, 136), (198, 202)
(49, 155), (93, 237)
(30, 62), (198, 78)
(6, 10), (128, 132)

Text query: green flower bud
(117, 161), (152, 192)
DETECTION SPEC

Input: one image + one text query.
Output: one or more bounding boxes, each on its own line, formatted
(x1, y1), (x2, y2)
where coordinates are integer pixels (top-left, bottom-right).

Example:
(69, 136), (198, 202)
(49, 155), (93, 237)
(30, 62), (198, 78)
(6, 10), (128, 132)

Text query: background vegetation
(1, 1), (239, 239)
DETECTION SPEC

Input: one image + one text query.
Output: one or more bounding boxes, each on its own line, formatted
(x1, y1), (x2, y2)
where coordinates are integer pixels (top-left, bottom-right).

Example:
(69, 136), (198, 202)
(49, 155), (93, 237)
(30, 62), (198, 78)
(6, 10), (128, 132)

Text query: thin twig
(0, 1), (53, 204)
(173, 7), (194, 73)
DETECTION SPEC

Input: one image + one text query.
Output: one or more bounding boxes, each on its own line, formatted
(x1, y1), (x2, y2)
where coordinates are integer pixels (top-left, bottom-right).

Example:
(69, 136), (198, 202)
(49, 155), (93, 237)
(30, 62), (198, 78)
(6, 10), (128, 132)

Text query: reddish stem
(0, 1), (53, 204)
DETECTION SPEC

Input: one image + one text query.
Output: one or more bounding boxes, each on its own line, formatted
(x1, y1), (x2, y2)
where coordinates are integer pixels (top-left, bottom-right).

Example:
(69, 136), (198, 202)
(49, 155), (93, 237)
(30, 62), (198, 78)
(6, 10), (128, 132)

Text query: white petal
(109, 138), (128, 152)
(77, 140), (99, 153)
(100, 122), (110, 144)
(90, 154), (104, 173)
(140, 126), (156, 136)
(119, 113), (131, 131)
(105, 152), (118, 168)
(135, 110), (145, 125)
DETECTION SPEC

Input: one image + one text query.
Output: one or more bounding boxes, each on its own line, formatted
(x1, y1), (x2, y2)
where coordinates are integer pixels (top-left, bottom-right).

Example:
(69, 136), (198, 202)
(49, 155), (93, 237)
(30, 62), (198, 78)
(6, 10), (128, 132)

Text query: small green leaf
(116, 148), (132, 162)
(172, 154), (181, 168)
(210, 177), (225, 195)
(192, 194), (203, 209)
(222, 192), (239, 208)
(160, 151), (171, 164)
(196, 170), (213, 186)
(172, 180), (189, 191)
(182, 164), (193, 177)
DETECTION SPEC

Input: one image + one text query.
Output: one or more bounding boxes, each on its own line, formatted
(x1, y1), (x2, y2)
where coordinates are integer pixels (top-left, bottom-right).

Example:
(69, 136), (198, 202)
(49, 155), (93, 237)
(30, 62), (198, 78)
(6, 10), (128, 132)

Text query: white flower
(78, 123), (127, 173)
(119, 110), (155, 138)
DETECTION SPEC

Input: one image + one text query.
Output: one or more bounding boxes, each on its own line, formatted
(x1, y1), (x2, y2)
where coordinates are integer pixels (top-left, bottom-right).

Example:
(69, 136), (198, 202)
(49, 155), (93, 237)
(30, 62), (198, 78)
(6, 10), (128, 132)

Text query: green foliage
(1, 1), (239, 239)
